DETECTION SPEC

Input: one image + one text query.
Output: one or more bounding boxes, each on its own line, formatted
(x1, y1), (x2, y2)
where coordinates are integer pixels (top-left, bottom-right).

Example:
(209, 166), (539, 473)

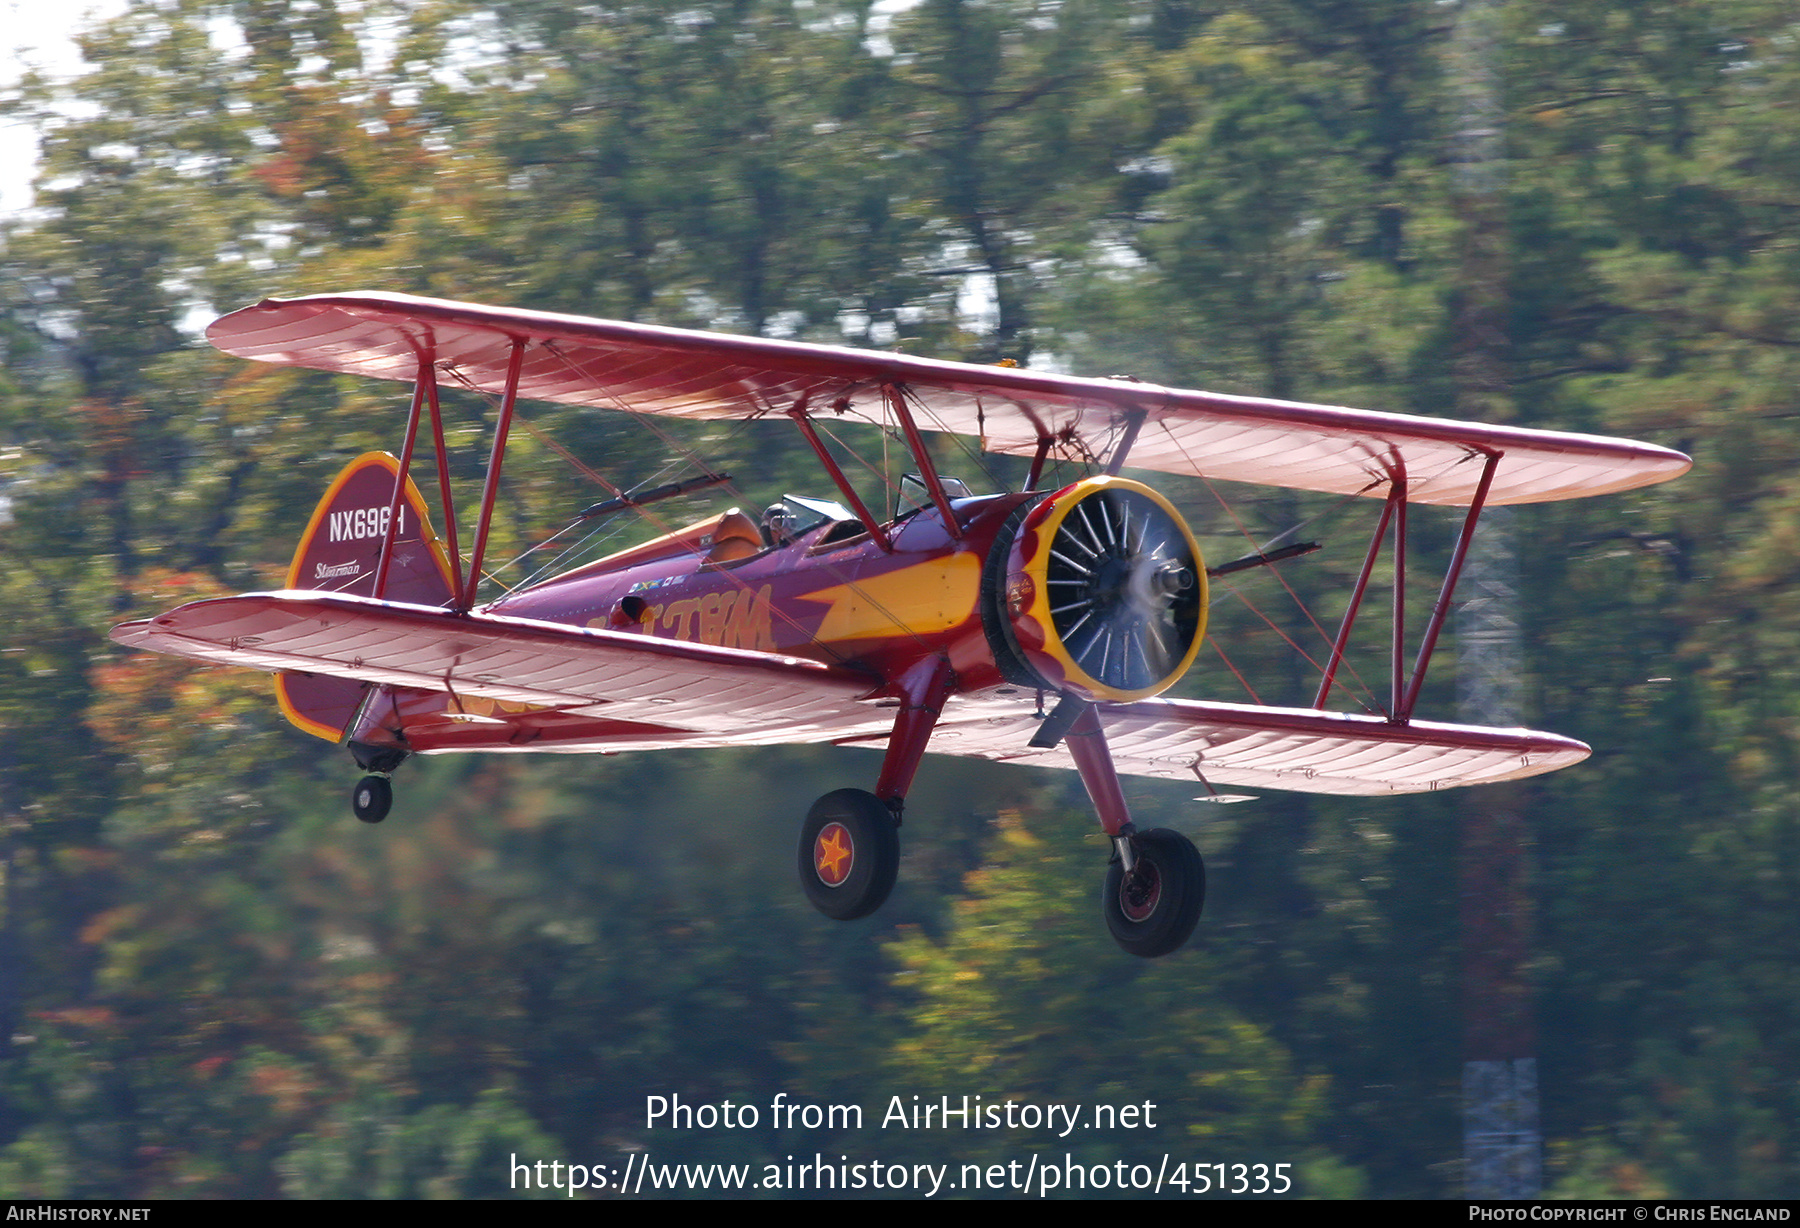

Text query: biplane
(109, 293), (1690, 957)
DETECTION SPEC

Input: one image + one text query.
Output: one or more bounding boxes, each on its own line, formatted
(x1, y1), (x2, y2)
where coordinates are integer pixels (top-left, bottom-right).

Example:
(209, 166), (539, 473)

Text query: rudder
(276, 452), (456, 741)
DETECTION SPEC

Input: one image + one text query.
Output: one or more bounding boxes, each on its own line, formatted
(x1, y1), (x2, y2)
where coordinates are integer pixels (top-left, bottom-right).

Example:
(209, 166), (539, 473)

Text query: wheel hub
(1118, 860), (1163, 922)
(813, 821), (854, 887)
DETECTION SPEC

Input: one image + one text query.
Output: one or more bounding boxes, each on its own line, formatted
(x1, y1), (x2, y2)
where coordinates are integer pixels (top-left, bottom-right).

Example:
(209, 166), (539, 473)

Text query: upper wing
(844, 695), (1590, 796)
(110, 591), (889, 744)
(207, 292), (1691, 508)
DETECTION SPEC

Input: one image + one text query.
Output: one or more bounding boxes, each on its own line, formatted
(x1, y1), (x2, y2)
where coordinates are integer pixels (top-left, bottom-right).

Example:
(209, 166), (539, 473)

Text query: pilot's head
(762, 502), (797, 545)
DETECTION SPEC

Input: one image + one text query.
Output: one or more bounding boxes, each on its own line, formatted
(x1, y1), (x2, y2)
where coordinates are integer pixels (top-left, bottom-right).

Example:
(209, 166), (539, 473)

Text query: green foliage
(2, 0), (1800, 1199)
(878, 805), (1329, 1158)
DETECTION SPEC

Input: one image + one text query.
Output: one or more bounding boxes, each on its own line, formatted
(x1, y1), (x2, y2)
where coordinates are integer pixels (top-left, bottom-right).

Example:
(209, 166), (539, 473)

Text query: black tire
(352, 775), (392, 824)
(798, 788), (900, 921)
(1103, 828), (1204, 958)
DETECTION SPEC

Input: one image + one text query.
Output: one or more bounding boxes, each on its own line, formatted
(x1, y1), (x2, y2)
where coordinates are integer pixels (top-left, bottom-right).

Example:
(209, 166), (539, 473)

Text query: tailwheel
(798, 788), (899, 921)
(352, 775), (393, 824)
(1103, 828), (1205, 958)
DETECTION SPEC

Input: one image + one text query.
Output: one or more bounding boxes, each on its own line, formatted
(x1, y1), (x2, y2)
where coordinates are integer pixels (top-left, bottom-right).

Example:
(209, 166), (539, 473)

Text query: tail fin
(276, 452), (456, 741)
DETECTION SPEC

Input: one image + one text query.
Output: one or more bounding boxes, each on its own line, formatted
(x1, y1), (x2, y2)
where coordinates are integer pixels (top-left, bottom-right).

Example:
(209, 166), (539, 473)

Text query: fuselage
(353, 492), (1039, 754)
(490, 492), (1029, 689)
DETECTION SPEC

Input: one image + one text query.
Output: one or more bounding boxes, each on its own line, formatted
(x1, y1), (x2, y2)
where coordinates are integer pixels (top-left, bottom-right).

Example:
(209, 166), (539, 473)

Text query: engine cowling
(981, 476), (1207, 702)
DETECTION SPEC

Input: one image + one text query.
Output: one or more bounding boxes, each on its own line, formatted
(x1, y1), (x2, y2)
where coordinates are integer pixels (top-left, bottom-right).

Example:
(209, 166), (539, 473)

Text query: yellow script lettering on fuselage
(632, 585), (777, 652)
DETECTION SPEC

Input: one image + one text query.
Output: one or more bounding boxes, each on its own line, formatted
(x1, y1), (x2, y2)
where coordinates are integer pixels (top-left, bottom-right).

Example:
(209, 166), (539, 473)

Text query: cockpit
(757, 476), (982, 551)
(761, 493), (858, 546)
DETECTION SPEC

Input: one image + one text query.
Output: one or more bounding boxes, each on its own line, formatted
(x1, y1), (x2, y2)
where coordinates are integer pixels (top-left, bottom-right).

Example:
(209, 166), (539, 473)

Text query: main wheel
(352, 775), (392, 824)
(798, 789), (900, 921)
(1103, 828), (1205, 958)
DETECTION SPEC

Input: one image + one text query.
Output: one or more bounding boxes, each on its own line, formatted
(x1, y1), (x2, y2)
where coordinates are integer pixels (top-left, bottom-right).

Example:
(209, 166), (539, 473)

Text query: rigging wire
(815, 416), (899, 493)
(1209, 638), (1264, 706)
(441, 353), (943, 666)
(419, 353), (1390, 711)
(1154, 418), (1383, 710)
(1207, 581), (1339, 700)
(898, 385), (1010, 493)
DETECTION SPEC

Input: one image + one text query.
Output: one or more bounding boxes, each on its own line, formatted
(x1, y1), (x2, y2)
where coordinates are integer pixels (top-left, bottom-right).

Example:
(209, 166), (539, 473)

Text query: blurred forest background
(0, 0), (1790, 1199)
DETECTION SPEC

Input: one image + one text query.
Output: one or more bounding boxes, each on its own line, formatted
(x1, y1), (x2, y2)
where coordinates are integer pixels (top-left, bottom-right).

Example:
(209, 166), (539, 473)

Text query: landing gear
(1103, 828), (1205, 958)
(347, 738), (406, 825)
(352, 775), (393, 824)
(799, 788), (900, 921)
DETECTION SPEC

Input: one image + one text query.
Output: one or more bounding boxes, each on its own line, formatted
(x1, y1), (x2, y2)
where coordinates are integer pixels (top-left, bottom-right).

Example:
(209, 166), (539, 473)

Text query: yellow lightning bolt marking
(797, 553), (981, 643)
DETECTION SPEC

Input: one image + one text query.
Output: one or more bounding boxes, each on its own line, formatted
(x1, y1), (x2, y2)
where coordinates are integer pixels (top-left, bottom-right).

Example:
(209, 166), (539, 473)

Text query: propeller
(1041, 485), (1201, 694)
(982, 477), (1207, 706)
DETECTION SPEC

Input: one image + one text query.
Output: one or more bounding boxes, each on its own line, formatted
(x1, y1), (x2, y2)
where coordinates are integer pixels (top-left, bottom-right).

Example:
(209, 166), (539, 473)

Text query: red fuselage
(351, 493), (1036, 754)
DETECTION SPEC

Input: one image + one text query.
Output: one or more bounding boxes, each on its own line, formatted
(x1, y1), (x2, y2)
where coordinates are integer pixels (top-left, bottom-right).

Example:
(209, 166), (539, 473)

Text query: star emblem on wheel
(814, 822), (853, 886)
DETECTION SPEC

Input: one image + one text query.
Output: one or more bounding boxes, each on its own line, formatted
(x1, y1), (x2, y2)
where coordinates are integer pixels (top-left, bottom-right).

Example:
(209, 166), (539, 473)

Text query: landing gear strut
(795, 656), (944, 923)
(1103, 827), (1205, 958)
(1055, 701), (1206, 957)
(798, 788), (899, 921)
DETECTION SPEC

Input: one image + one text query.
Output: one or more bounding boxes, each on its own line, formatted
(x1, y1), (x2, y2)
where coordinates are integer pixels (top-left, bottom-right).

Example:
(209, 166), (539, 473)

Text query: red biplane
(110, 293), (1690, 957)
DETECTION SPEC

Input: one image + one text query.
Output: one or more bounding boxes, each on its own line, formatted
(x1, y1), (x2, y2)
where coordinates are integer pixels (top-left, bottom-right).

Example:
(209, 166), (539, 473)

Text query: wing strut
(1310, 450), (1502, 723)
(787, 399), (893, 551)
(1025, 434), (1053, 490)
(422, 370), (466, 610)
(1399, 450), (1500, 720)
(463, 338), (527, 608)
(884, 384), (962, 539)
(368, 338), (528, 613)
(372, 359), (430, 600)
(1103, 409), (1147, 476)
(1315, 485), (1399, 710)
(1392, 469), (1408, 717)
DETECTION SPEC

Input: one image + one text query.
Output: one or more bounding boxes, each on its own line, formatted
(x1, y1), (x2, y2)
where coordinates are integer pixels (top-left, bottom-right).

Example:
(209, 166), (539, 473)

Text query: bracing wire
(1154, 418), (1383, 710)
(441, 356), (945, 667)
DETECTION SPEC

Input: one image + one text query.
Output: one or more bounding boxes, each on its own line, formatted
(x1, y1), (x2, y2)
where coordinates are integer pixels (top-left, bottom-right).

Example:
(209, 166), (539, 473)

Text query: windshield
(895, 473), (974, 519)
(781, 493), (856, 536)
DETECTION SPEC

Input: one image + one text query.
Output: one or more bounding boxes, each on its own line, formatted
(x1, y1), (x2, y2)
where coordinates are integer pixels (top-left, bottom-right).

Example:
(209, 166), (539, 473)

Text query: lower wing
(109, 591), (887, 744)
(879, 699), (1589, 796)
(112, 591), (1587, 794)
